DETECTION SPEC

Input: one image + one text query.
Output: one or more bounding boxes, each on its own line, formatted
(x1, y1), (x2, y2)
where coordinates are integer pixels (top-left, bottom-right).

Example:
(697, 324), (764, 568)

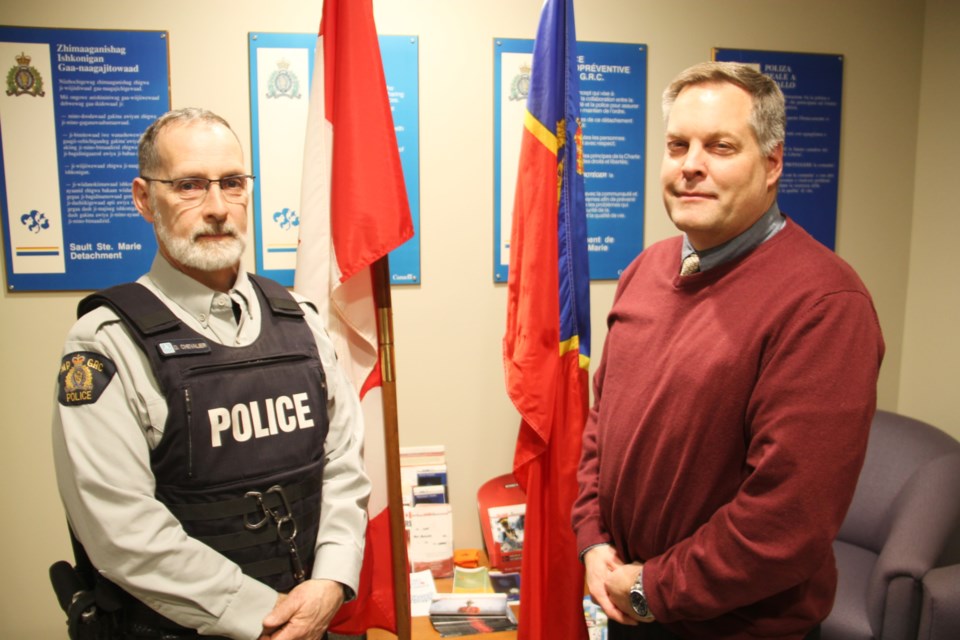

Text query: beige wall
(899, 0), (960, 433)
(0, 0), (950, 636)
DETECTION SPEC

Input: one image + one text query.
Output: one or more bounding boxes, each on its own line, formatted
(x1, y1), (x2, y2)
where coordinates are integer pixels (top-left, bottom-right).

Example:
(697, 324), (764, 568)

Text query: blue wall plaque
(0, 27), (170, 291)
(494, 39), (647, 282)
(248, 33), (421, 286)
(714, 48), (844, 250)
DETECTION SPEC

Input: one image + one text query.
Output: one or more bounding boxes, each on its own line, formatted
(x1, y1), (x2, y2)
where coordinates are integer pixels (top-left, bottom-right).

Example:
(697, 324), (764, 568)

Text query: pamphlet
(400, 444), (448, 506)
(487, 503), (525, 568)
(409, 503), (454, 578)
(409, 569), (438, 617)
(413, 484), (447, 504)
(452, 566), (493, 593)
(428, 593), (518, 637)
(477, 474), (526, 571)
(488, 571), (521, 603)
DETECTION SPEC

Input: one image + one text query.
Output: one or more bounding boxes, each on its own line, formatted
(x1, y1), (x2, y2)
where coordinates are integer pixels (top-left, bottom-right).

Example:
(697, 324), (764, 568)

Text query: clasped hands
(584, 544), (651, 626)
(259, 579), (344, 640)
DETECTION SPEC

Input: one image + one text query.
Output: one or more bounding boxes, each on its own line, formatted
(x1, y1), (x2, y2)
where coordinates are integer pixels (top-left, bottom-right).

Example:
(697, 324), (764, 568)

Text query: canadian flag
(293, 0), (413, 633)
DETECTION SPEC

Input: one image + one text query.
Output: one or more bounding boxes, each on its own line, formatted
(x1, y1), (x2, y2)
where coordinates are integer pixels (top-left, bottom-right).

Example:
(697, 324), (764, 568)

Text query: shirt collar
(681, 201), (785, 272)
(147, 254), (255, 324)
(229, 273), (253, 321)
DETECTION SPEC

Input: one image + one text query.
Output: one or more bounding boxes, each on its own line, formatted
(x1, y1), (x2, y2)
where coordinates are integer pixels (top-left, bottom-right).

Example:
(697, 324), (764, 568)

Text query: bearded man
(52, 108), (370, 640)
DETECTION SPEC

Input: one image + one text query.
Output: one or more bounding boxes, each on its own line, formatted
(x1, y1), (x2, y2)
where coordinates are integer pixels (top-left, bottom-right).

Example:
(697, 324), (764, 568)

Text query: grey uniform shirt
(52, 255), (371, 640)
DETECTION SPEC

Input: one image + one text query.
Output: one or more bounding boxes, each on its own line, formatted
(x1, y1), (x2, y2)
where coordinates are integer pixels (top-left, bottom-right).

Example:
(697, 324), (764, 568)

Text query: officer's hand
(583, 544), (636, 626)
(261, 579), (344, 640)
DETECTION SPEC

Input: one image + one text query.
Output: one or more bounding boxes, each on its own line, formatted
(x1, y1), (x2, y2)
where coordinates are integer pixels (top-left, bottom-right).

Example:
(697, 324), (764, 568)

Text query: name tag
(157, 339), (212, 357)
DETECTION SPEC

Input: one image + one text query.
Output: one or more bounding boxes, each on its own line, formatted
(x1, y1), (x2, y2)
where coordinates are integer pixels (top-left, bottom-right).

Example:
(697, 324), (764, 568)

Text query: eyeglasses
(140, 174), (256, 203)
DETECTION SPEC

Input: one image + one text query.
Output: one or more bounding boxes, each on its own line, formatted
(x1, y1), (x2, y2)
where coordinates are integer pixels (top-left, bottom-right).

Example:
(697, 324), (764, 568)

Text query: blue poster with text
(0, 27), (170, 291)
(714, 48), (843, 250)
(495, 40), (646, 281)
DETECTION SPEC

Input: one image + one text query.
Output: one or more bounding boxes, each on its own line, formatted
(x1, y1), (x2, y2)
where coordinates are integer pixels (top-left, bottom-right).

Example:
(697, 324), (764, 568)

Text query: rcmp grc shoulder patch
(58, 351), (117, 406)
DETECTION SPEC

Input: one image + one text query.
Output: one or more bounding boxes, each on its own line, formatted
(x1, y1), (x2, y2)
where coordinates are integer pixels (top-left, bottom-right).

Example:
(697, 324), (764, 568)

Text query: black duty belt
(163, 474), (320, 523)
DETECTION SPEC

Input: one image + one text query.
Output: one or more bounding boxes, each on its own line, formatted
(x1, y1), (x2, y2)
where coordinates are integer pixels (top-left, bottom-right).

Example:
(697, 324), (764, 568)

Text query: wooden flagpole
(371, 255), (411, 640)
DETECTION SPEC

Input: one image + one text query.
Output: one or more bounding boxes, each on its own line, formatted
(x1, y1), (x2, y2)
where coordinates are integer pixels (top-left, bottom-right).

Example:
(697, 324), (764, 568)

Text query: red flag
(293, 0), (413, 633)
(503, 1), (591, 639)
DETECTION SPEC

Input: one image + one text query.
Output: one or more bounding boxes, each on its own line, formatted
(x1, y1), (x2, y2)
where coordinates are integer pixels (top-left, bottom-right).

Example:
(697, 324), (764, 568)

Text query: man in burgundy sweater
(572, 62), (885, 639)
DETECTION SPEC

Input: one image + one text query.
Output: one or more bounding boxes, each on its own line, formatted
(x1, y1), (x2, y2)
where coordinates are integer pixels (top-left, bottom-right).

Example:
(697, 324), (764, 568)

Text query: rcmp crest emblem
(58, 351), (117, 406)
(509, 63), (531, 101)
(267, 59), (301, 99)
(65, 354), (94, 395)
(6, 52), (45, 97)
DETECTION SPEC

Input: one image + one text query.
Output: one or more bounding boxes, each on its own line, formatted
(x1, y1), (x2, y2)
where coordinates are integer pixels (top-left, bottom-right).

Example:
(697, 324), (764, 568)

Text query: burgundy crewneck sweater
(573, 219), (884, 639)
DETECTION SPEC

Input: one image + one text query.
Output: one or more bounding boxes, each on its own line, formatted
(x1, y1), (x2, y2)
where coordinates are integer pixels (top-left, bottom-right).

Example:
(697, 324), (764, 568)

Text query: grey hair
(662, 61), (786, 156)
(138, 107), (236, 175)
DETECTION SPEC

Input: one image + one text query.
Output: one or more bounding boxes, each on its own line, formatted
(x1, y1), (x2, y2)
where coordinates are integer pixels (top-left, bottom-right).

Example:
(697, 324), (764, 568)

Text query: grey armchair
(823, 410), (960, 640)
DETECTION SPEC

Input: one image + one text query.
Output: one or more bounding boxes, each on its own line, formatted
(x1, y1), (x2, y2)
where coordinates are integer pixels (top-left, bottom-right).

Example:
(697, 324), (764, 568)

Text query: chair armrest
(919, 564), (960, 640)
(878, 454), (960, 577)
(868, 454), (960, 637)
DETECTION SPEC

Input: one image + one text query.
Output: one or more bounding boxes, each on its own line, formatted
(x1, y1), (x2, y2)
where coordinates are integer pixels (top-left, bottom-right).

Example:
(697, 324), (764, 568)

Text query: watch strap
(629, 568), (653, 620)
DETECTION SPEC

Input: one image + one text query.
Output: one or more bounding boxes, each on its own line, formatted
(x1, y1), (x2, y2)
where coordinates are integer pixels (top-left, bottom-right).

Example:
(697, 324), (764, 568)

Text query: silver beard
(154, 209), (245, 272)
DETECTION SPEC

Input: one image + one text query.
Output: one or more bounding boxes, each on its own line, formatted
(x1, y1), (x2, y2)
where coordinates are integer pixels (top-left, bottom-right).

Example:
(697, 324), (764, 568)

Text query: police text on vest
(209, 393), (315, 446)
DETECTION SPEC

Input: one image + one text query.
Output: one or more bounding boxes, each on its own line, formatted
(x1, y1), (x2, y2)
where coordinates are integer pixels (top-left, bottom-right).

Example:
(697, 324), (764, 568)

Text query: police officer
(52, 108), (371, 640)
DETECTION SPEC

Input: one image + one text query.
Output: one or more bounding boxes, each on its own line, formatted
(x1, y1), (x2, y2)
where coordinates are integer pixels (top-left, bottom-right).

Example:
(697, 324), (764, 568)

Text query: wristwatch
(629, 569), (654, 620)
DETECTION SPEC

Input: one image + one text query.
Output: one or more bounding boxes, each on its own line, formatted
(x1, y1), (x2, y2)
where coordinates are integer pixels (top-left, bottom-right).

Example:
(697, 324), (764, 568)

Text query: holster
(53, 527), (229, 639)
(49, 560), (122, 640)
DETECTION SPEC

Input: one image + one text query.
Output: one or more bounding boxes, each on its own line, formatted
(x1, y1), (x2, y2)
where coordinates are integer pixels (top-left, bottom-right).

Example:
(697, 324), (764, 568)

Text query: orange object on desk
(454, 548), (482, 568)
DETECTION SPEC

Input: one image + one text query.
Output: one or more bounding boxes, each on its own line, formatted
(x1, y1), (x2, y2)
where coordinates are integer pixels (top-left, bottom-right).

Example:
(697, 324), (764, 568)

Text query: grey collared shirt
(146, 257), (256, 345)
(681, 202), (786, 273)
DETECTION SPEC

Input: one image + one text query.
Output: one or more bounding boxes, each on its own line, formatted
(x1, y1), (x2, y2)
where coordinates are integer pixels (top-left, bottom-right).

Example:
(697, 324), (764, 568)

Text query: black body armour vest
(78, 275), (329, 595)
